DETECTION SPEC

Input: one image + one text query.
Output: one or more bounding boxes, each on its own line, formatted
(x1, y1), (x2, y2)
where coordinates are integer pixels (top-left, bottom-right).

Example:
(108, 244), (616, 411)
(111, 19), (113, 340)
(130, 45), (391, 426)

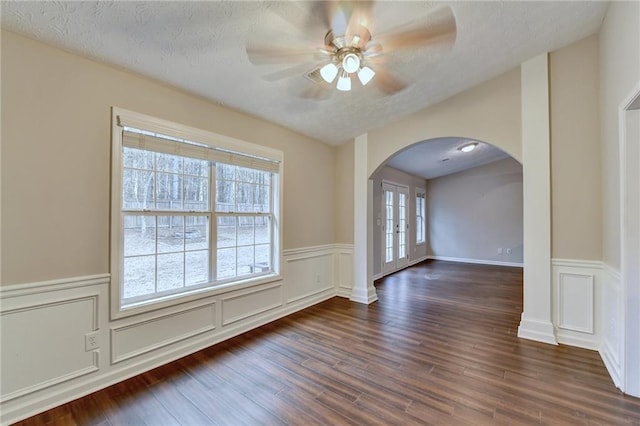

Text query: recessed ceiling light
(458, 142), (478, 153)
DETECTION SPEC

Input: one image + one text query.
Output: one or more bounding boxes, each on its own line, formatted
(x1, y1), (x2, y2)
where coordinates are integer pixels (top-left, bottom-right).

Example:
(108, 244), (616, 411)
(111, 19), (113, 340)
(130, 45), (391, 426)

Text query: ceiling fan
(246, 1), (457, 97)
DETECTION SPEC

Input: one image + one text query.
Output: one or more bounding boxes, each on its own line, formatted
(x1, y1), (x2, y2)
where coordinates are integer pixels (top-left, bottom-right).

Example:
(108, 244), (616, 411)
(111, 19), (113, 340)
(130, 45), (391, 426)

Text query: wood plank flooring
(15, 260), (640, 425)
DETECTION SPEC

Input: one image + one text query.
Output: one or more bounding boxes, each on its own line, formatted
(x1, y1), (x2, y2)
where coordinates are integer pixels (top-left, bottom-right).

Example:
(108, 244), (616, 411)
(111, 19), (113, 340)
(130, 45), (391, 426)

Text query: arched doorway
(350, 54), (557, 346)
(369, 137), (522, 280)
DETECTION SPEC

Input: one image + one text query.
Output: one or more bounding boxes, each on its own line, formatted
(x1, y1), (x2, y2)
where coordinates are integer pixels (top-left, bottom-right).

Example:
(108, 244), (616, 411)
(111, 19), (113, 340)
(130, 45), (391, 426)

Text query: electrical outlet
(85, 331), (99, 351)
(506, 248), (512, 255)
(498, 248), (503, 255)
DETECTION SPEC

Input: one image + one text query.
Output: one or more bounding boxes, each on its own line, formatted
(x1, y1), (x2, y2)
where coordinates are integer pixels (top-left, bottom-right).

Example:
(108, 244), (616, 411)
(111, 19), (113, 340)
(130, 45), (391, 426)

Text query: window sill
(113, 273), (283, 320)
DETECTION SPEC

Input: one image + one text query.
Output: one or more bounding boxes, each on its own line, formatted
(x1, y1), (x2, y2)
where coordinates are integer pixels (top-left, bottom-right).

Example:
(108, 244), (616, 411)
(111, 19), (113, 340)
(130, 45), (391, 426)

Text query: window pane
(156, 172), (183, 210)
(157, 216), (185, 253)
(255, 216), (270, 244)
(216, 180), (235, 211)
(185, 216), (209, 251)
(237, 183), (253, 211)
(157, 253), (184, 292)
(236, 166), (254, 183)
(186, 250), (208, 286)
(254, 184), (270, 212)
(217, 248), (236, 280)
(255, 244), (271, 269)
(185, 176), (208, 211)
(217, 216), (236, 248)
(156, 153), (183, 174)
(123, 169), (154, 209)
(238, 216), (255, 246)
(185, 158), (208, 177)
(123, 255), (155, 299)
(237, 245), (254, 277)
(216, 163), (235, 181)
(124, 215), (156, 256)
(123, 147), (154, 170)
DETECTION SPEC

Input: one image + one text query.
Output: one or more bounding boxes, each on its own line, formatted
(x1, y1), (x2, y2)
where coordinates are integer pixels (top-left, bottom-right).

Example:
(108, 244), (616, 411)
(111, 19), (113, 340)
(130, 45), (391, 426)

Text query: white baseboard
(428, 255), (523, 267)
(518, 316), (558, 345)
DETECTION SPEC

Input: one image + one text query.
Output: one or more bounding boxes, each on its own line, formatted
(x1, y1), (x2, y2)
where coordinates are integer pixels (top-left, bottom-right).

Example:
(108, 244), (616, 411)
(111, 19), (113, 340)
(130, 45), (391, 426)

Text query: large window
(112, 109), (281, 317)
(416, 190), (426, 244)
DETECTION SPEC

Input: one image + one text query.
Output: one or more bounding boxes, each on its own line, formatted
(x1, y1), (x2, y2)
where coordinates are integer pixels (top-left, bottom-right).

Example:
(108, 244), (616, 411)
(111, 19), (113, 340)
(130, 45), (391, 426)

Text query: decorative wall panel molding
(0, 277), (107, 404)
(1, 244), (348, 425)
(111, 302), (217, 363)
(221, 283), (283, 326)
(600, 265), (623, 389)
(557, 273), (594, 333)
(284, 245), (335, 303)
(335, 246), (354, 298)
(551, 259), (601, 351)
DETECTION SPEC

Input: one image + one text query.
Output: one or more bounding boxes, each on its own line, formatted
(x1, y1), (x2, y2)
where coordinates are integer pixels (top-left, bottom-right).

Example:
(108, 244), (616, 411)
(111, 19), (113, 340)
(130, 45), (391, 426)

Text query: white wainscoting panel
(558, 273), (594, 333)
(0, 275), (109, 411)
(600, 265), (623, 389)
(335, 244), (354, 298)
(111, 301), (217, 363)
(221, 283), (282, 326)
(0, 296), (100, 403)
(284, 245), (335, 303)
(551, 259), (602, 351)
(0, 243), (354, 424)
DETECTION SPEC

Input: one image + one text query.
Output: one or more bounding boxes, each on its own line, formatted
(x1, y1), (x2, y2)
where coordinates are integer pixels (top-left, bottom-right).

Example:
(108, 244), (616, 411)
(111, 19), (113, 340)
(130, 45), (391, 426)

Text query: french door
(382, 182), (409, 275)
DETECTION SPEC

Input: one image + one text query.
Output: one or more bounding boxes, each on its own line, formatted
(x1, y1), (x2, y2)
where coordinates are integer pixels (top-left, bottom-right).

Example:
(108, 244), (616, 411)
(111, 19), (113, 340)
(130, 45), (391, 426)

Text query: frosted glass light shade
(357, 66), (375, 85)
(342, 53), (361, 74)
(320, 63), (339, 83)
(336, 73), (352, 91)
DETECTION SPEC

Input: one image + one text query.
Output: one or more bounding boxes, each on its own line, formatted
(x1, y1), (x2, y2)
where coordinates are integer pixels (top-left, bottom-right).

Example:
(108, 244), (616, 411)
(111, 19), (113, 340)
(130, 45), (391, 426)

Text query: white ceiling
(2, 1), (608, 149)
(386, 138), (511, 180)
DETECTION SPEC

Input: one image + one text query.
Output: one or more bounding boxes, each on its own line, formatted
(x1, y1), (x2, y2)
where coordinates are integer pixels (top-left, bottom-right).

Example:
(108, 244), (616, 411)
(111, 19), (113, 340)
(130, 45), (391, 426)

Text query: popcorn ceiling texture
(1, 1), (608, 145)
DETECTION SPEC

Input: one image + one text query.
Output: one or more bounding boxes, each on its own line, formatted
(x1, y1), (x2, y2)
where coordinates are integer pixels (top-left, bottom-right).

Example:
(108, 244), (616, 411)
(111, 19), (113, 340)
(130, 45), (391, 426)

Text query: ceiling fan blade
(373, 68), (407, 95)
(375, 5), (456, 52)
(246, 44), (331, 65)
(345, 1), (374, 47)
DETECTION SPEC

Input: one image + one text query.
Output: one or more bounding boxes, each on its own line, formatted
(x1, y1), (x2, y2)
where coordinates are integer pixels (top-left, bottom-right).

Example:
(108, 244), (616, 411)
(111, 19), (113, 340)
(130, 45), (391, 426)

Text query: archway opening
(369, 137), (522, 281)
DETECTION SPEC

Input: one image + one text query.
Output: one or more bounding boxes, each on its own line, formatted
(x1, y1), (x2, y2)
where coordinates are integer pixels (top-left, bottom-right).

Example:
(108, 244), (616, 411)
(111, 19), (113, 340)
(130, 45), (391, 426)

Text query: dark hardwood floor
(16, 260), (640, 425)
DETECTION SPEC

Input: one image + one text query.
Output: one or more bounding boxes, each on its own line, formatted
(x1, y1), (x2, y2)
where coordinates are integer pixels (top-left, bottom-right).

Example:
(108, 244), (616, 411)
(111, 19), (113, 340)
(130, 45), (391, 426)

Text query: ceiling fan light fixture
(459, 142), (478, 153)
(357, 66), (375, 86)
(320, 62), (339, 83)
(336, 71), (352, 91)
(341, 53), (361, 74)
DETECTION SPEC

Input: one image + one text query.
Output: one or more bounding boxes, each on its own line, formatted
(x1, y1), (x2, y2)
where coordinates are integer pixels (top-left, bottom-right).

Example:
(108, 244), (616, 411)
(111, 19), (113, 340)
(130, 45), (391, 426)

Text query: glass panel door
(381, 182), (409, 274)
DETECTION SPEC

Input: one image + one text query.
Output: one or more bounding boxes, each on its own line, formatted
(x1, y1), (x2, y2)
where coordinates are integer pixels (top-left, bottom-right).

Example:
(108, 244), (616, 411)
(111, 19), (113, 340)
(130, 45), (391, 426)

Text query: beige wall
(334, 140), (354, 244)
(599, 1), (640, 270)
(0, 31), (335, 285)
(428, 158), (523, 263)
(549, 34), (602, 261)
(367, 68), (522, 177)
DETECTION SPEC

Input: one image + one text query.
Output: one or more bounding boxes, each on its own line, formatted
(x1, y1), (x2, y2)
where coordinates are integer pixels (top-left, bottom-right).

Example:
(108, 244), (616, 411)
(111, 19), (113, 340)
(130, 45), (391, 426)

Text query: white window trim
(416, 188), (426, 246)
(110, 107), (284, 320)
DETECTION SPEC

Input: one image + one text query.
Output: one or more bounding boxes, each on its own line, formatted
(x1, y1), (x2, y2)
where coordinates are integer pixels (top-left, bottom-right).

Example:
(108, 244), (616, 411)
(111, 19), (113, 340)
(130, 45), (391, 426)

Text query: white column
(351, 134), (378, 304)
(621, 105), (640, 397)
(517, 53), (557, 344)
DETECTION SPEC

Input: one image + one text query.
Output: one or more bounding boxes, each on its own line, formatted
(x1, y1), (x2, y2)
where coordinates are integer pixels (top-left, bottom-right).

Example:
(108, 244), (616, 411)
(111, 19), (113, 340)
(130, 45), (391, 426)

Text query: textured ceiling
(1, 1), (608, 148)
(386, 138), (511, 180)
